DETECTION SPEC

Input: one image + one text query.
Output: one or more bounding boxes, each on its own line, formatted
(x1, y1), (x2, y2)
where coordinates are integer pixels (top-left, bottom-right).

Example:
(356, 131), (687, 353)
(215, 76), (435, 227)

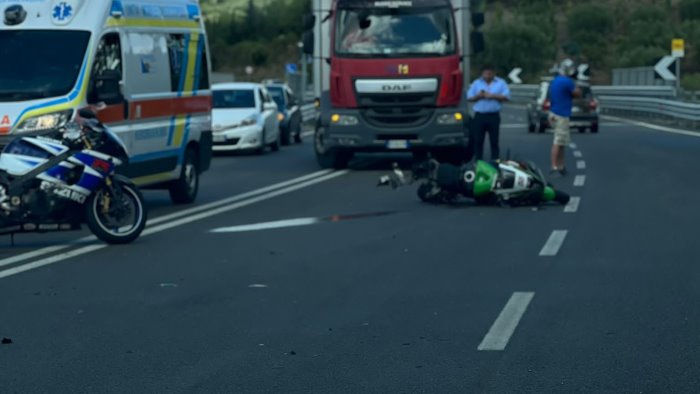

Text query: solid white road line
(574, 175), (586, 187)
(211, 218), (320, 233)
(477, 292), (535, 351)
(500, 124), (528, 129)
(0, 245), (104, 279)
(0, 171), (349, 280)
(0, 170), (335, 269)
(602, 115), (700, 138)
(539, 230), (568, 257)
(576, 160), (586, 170)
(564, 197), (581, 213)
(573, 150), (583, 158)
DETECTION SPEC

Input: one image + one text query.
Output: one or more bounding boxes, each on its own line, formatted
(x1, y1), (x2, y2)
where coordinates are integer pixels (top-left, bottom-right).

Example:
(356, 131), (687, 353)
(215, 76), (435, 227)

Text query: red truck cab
(308, 0), (470, 169)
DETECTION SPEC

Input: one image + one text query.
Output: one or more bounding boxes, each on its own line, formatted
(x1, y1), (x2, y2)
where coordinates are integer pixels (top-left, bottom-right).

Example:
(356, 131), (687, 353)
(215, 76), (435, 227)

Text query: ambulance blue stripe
(166, 116), (176, 146)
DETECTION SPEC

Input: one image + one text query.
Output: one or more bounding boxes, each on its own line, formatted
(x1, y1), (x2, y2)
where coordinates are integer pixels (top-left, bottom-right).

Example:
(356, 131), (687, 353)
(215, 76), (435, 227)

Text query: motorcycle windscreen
(3, 139), (54, 159)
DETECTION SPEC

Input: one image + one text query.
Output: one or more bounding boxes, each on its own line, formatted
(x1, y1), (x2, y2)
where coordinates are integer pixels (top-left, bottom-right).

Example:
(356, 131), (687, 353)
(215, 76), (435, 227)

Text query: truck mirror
(471, 31), (485, 54)
(94, 69), (124, 105)
(302, 31), (314, 56)
(303, 14), (316, 31)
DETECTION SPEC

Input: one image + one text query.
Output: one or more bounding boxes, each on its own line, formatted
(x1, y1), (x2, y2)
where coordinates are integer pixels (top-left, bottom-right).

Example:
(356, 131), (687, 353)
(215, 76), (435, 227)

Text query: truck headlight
(437, 113), (464, 125)
(15, 110), (73, 134)
(331, 114), (358, 126)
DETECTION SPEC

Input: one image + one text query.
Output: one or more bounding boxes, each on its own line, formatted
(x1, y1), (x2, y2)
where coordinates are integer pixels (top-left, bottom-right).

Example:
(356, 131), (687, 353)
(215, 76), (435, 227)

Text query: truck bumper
(322, 108), (468, 152)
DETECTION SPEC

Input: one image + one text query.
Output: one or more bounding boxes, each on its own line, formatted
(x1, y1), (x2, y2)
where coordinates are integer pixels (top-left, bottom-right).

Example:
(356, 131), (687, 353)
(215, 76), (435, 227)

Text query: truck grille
(357, 92), (437, 128)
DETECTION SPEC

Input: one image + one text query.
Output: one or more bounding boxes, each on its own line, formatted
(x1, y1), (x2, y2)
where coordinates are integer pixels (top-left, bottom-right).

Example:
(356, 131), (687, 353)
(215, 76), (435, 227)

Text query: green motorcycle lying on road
(378, 159), (571, 207)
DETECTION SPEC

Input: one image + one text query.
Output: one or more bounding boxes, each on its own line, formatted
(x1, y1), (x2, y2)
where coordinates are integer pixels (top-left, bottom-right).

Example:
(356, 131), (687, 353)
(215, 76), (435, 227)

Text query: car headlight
(15, 110), (73, 134)
(331, 114), (358, 126)
(240, 116), (257, 127)
(437, 113), (464, 125)
(277, 113), (285, 121)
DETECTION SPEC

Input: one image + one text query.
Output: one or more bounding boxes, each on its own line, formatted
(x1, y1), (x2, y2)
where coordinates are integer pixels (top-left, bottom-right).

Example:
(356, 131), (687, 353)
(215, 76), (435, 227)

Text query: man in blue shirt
(548, 59), (582, 176)
(467, 64), (511, 160)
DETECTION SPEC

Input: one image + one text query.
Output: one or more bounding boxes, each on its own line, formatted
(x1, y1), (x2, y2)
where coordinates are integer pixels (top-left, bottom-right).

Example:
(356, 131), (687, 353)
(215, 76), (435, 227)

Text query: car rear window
(213, 90), (256, 109)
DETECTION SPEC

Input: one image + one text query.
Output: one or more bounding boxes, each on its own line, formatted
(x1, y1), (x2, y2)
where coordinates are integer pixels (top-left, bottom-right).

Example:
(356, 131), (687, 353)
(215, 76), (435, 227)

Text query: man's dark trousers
(472, 112), (501, 160)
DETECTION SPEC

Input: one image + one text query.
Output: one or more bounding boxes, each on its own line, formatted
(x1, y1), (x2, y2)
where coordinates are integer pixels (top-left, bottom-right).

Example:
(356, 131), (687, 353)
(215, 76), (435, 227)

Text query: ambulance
(0, 0), (213, 204)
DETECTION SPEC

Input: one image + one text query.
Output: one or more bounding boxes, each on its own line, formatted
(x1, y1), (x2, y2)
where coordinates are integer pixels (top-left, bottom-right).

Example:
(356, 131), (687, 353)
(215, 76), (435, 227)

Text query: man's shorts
(549, 112), (570, 146)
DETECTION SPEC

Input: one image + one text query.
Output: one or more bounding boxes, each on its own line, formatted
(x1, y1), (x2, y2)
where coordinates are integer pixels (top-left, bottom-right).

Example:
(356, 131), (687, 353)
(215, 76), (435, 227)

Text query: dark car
(264, 83), (303, 145)
(526, 80), (600, 134)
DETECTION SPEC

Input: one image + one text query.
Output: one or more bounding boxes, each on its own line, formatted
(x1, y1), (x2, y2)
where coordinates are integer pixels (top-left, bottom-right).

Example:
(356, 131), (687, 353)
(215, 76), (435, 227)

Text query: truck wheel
(591, 124), (599, 133)
(169, 148), (199, 204)
(315, 124), (351, 169)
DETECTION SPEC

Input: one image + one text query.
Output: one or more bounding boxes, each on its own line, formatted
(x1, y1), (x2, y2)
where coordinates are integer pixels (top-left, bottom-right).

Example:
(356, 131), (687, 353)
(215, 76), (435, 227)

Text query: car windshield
(266, 87), (286, 110)
(0, 30), (91, 102)
(213, 90), (256, 109)
(335, 6), (456, 58)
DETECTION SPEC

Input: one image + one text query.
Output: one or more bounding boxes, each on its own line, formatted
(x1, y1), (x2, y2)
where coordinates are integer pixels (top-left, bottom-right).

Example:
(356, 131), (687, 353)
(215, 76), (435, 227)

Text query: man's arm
(484, 80), (511, 102)
(570, 79), (583, 98)
(466, 81), (484, 102)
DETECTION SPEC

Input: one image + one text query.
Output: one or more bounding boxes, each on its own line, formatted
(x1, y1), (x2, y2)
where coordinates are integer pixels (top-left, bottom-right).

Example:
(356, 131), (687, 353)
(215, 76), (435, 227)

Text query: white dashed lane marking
(539, 230), (568, 257)
(478, 292), (535, 351)
(576, 160), (586, 170)
(564, 197), (581, 213)
(574, 175), (586, 187)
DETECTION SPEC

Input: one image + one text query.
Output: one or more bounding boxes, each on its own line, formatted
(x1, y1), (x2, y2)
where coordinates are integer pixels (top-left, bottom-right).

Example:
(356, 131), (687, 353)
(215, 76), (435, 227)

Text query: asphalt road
(1, 106), (700, 393)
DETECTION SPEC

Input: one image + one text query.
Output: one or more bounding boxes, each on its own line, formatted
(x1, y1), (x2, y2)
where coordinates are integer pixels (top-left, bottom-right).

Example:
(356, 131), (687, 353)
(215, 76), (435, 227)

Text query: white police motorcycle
(0, 109), (146, 244)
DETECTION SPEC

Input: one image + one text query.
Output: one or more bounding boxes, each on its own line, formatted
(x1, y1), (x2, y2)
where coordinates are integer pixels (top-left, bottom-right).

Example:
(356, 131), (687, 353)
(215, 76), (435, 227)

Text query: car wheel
(256, 129), (266, 155)
(169, 148), (199, 204)
(294, 121), (303, 144)
(271, 127), (281, 152)
(528, 122), (536, 133)
(280, 125), (291, 146)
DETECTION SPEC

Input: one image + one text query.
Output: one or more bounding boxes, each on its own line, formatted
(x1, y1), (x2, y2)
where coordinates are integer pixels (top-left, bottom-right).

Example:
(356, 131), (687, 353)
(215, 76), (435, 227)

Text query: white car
(212, 83), (281, 153)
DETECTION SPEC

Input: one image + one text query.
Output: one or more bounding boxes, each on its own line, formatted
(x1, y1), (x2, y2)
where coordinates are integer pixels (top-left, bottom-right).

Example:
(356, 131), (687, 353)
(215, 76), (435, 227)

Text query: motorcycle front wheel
(554, 190), (571, 205)
(86, 181), (147, 244)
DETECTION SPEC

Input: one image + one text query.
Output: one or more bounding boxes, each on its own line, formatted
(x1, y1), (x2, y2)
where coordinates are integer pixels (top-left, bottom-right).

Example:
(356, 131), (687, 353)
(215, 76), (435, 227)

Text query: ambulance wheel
(169, 148), (199, 204)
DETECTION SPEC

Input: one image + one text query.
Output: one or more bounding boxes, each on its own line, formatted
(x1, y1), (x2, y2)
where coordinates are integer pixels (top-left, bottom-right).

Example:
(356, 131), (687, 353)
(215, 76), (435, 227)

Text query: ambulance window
(167, 34), (186, 92)
(88, 33), (123, 104)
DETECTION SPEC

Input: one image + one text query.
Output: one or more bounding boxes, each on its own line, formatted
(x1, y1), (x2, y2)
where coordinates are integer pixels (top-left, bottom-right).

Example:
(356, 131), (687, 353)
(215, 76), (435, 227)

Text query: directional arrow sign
(654, 56), (677, 81)
(508, 67), (522, 84)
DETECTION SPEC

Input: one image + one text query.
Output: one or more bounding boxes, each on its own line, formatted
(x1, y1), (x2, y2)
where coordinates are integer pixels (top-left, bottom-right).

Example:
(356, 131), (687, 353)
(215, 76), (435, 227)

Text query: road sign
(672, 39), (685, 58)
(508, 67), (522, 84)
(654, 56), (677, 81)
(286, 63), (298, 74)
(577, 64), (590, 81)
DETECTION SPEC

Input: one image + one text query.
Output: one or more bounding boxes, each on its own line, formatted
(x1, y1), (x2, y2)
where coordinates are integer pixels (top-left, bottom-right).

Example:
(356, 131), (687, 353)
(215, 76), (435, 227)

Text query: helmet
(558, 59), (577, 77)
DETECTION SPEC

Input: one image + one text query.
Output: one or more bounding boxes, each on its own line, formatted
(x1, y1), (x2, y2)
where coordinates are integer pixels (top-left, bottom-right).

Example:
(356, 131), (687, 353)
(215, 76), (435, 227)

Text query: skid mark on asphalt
(539, 230), (568, 256)
(574, 175), (586, 187)
(478, 292), (535, 351)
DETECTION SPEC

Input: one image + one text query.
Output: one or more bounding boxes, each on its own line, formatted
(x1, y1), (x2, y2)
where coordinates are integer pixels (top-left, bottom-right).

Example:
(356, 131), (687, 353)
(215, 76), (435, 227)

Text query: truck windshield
(0, 30), (90, 102)
(335, 7), (456, 57)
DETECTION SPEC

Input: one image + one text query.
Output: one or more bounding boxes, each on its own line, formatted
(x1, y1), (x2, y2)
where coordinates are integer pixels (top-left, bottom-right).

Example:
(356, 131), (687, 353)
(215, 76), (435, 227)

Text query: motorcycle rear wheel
(86, 182), (147, 244)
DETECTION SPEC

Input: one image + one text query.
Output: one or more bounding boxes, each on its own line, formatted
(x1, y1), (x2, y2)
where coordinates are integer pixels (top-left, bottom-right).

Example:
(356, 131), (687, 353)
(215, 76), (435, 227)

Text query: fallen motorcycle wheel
(554, 190), (571, 205)
(86, 182), (147, 244)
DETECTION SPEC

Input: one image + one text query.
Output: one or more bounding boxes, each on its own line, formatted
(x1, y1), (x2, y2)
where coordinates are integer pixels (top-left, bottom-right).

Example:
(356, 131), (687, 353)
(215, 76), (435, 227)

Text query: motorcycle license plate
(386, 140), (409, 149)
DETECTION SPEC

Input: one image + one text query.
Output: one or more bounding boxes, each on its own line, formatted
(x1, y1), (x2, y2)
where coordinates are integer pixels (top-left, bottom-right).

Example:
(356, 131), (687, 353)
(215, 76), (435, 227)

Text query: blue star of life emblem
(53, 2), (73, 21)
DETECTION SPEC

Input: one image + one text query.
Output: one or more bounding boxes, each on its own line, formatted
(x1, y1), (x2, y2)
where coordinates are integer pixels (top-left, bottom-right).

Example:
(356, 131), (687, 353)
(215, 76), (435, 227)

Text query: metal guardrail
(509, 85), (699, 125)
(301, 103), (317, 123)
(598, 96), (700, 122)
